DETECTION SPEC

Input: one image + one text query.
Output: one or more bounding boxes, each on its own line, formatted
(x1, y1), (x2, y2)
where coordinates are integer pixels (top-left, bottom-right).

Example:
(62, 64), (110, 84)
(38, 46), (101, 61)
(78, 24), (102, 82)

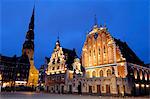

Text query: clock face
(94, 32), (98, 40)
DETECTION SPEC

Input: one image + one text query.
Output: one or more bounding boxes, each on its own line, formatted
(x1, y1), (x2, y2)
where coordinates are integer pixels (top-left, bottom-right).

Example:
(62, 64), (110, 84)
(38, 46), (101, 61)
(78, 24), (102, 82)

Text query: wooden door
(106, 85), (110, 93)
(97, 85), (101, 94)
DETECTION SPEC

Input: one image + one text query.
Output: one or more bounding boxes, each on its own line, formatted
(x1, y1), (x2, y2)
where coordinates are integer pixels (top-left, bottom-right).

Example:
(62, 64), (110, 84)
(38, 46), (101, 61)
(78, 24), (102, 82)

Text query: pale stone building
(67, 21), (149, 96)
(45, 39), (83, 93)
(45, 19), (149, 96)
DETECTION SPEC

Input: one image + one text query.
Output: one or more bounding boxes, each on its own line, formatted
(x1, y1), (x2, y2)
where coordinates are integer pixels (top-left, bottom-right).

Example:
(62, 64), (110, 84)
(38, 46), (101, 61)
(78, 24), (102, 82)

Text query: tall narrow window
(107, 69), (112, 76)
(104, 46), (106, 53)
(99, 48), (100, 55)
(92, 71), (96, 78)
(99, 70), (103, 77)
(90, 50), (91, 56)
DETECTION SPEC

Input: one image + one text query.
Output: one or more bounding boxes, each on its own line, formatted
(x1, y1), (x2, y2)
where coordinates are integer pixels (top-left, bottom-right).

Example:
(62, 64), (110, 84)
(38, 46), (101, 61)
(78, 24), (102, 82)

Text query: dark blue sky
(1, 0), (149, 68)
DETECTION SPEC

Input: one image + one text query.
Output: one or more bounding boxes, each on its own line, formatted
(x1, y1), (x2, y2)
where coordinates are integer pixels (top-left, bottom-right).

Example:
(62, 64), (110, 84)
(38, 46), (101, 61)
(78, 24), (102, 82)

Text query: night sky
(1, 0), (149, 69)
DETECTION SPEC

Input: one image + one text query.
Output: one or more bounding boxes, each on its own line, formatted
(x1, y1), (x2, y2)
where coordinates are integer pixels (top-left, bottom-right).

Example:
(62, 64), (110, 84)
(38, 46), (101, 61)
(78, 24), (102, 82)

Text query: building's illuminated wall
(46, 42), (67, 75)
(81, 25), (126, 78)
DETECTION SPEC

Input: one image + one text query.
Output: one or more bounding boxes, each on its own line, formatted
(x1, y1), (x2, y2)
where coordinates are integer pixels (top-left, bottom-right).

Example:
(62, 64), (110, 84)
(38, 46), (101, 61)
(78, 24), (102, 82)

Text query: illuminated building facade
(38, 65), (46, 91)
(45, 18), (150, 96)
(0, 54), (30, 87)
(79, 20), (150, 96)
(22, 7), (39, 87)
(45, 39), (83, 93)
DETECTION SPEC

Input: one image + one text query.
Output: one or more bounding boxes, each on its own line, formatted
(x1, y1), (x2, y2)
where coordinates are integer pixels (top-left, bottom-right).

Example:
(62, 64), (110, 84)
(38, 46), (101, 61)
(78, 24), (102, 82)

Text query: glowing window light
(146, 85), (149, 88)
(135, 84), (139, 87)
(141, 84), (144, 87)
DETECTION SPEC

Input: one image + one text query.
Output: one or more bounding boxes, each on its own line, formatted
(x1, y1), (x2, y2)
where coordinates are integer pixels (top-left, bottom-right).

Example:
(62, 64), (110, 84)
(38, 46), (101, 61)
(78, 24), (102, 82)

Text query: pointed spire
(29, 6), (35, 30)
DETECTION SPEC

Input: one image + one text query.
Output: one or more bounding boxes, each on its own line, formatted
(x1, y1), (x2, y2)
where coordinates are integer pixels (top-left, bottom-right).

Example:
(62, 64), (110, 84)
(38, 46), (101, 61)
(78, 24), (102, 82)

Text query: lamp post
(121, 78), (124, 97)
(0, 74), (2, 92)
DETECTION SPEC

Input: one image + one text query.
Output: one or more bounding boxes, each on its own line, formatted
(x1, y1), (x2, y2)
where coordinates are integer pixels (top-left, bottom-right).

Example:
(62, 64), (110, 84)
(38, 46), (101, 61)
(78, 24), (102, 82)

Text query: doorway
(106, 85), (110, 94)
(69, 85), (72, 93)
(61, 86), (64, 94)
(89, 86), (92, 94)
(78, 81), (82, 94)
(97, 85), (101, 95)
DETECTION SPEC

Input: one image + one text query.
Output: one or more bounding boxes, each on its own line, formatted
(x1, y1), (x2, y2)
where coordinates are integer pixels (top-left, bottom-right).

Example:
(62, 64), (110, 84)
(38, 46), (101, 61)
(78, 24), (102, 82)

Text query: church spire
(29, 6), (35, 30)
(22, 6), (35, 52)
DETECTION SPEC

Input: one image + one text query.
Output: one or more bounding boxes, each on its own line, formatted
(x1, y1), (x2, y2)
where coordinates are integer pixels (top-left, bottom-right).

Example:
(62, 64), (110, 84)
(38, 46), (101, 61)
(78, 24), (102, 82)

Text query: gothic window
(144, 72), (148, 81)
(92, 71), (96, 78)
(134, 69), (138, 79)
(94, 50), (95, 56)
(99, 70), (103, 77)
(139, 70), (143, 80)
(107, 69), (112, 77)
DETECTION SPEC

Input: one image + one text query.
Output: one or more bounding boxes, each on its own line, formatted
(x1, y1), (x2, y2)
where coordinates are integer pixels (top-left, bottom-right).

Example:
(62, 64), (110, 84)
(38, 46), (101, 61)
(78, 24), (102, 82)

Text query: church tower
(22, 7), (39, 87)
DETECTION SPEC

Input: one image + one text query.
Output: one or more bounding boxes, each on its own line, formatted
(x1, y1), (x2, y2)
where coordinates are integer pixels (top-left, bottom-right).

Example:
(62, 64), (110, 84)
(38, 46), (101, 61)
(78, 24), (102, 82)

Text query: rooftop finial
(57, 32), (59, 40)
(55, 33), (60, 48)
(104, 23), (106, 27)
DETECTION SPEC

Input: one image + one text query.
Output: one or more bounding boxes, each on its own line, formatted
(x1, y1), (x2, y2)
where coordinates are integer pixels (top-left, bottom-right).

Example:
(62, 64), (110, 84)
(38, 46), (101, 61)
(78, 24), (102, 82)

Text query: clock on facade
(94, 32), (98, 40)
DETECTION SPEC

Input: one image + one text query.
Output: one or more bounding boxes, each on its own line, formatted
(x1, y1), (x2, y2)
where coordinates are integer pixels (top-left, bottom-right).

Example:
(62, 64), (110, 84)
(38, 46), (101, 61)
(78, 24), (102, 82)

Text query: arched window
(107, 69), (112, 77)
(92, 71), (96, 78)
(145, 72), (148, 81)
(139, 70), (143, 80)
(134, 69), (137, 79)
(99, 70), (103, 77)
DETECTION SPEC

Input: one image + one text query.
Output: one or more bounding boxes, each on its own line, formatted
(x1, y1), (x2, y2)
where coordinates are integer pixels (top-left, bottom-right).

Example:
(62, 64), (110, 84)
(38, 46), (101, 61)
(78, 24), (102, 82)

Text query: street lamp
(0, 74), (2, 92)
(121, 78), (125, 97)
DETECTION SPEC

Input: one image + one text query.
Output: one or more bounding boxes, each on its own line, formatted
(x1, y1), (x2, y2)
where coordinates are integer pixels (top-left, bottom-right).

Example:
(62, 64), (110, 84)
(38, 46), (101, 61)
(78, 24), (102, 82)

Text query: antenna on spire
(32, 0), (35, 16)
(29, 2), (35, 30)
(94, 14), (98, 26)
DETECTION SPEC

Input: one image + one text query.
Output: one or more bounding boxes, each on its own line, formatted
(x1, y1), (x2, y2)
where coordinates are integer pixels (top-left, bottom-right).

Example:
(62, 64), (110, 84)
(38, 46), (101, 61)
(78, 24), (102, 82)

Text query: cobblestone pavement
(0, 92), (149, 99)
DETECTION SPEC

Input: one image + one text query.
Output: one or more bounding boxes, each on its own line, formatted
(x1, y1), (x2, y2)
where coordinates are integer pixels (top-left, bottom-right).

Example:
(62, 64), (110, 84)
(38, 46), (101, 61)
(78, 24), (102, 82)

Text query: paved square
(0, 92), (149, 99)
